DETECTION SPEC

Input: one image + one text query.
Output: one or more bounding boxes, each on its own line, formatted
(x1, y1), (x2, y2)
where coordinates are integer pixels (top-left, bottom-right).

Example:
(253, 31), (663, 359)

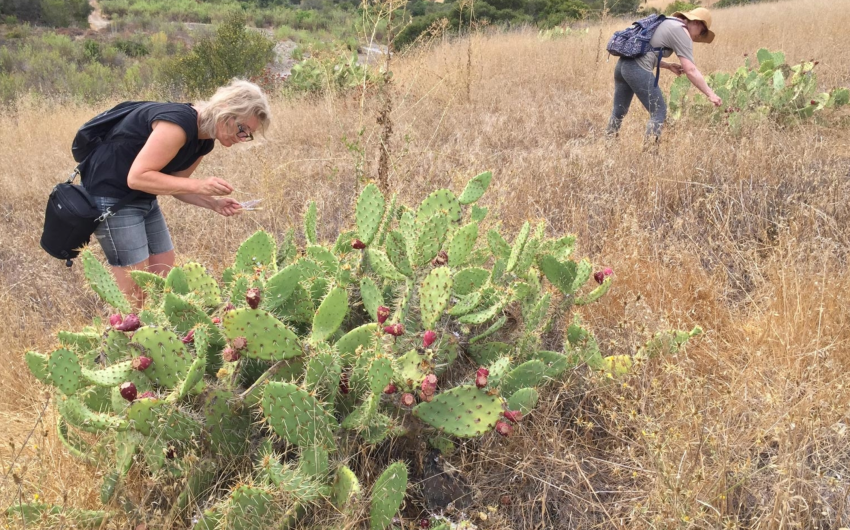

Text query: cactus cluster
(13, 171), (700, 528)
(669, 48), (850, 127)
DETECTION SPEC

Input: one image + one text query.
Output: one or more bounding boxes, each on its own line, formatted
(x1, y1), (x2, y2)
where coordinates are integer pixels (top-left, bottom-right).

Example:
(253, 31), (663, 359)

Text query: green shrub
(115, 38), (150, 57)
(663, 1), (699, 15)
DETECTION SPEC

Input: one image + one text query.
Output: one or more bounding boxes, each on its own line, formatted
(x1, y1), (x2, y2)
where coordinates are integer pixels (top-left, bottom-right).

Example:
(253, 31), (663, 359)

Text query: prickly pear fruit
(383, 383), (397, 395)
(419, 391), (434, 403)
(495, 420), (512, 437)
(212, 317), (221, 324)
(376, 306), (390, 324)
(352, 239), (366, 250)
(503, 410), (522, 423)
(475, 367), (489, 389)
(120, 382), (137, 402)
(222, 346), (240, 363)
(132, 356), (152, 371)
(181, 329), (195, 344)
(109, 314), (123, 327)
(420, 519), (431, 528)
(423, 330), (437, 348)
(246, 288), (261, 309)
(400, 393), (416, 407)
(224, 302), (235, 313)
(383, 323), (405, 336)
(340, 372), (350, 395)
(603, 267), (613, 277)
(231, 336), (247, 351)
(138, 391), (155, 399)
(421, 374), (437, 396)
(115, 314), (141, 332)
(431, 250), (448, 267)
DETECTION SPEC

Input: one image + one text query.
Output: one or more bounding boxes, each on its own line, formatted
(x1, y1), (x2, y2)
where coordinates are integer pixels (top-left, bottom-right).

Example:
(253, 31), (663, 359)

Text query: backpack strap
(654, 49), (664, 87)
(67, 167), (141, 223)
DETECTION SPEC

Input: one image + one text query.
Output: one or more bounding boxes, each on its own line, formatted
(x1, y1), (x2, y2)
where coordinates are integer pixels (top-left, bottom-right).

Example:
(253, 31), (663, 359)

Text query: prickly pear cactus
(17, 170), (700, 528)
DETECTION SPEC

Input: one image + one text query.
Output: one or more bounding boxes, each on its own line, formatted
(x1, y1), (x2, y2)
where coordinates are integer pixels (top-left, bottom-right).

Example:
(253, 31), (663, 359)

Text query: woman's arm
(171, 157), (242, 216)
(679, 57), (722, 106)
(127, 121), (233, 196)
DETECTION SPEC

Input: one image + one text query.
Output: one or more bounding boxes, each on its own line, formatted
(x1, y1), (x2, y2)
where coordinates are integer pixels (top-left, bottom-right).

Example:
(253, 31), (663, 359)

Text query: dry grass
(2, 0), (850, 527)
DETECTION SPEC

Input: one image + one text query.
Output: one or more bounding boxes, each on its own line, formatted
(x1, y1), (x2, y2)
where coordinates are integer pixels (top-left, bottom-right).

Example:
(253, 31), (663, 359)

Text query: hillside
(2, 0), (849, 528)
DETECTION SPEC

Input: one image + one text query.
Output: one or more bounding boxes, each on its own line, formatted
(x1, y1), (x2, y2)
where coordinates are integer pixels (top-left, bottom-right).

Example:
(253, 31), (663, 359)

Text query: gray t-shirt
(636, 18), (695, 72)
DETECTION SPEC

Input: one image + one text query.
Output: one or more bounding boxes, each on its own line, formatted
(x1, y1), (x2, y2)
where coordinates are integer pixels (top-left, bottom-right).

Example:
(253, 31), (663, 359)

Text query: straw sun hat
(671, 7), (716, 44)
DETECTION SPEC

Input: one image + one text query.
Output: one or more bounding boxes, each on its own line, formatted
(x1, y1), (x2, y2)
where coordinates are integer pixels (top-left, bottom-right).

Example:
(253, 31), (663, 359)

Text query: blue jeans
(92, 196), (173, 267)
(607, 58), (668, 139)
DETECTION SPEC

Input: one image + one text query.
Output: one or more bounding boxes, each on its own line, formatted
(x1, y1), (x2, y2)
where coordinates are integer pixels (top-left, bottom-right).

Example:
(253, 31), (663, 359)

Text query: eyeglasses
(236, 123), (254, 142)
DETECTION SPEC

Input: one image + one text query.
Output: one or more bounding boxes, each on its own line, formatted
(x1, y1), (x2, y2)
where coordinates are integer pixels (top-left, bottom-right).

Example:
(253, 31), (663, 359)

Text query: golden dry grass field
(2, 0), (849, 527)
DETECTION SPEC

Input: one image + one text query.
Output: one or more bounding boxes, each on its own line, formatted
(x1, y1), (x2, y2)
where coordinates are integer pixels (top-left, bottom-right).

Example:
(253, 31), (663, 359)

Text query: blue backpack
(606, 14), (668, 85)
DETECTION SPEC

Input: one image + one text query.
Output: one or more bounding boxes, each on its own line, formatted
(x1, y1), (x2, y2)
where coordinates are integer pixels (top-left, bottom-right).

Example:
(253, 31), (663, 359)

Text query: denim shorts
(92, 196), (174, 267)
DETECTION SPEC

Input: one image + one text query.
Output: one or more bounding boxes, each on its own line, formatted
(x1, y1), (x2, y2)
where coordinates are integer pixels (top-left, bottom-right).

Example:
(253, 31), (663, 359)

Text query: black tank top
(79, 102), (215, 200)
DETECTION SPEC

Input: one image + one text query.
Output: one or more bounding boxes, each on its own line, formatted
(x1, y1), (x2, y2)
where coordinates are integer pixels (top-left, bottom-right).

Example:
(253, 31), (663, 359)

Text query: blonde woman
(606, 8), (722, 140)
(78, 79), (272, 305)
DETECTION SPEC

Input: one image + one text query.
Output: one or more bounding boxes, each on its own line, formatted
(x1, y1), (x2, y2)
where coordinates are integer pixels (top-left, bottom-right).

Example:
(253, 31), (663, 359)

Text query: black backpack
(71, 100), (145, 163)
(42, 101), (145, 266)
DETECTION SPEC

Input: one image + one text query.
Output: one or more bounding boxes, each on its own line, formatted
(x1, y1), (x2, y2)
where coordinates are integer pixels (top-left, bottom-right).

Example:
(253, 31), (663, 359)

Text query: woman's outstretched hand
(213, 197), (243, 217)
(195, 177), (234, 196)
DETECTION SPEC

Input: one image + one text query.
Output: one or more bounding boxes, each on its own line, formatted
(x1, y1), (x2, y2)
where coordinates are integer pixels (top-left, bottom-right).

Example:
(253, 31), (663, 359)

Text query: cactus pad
(304, 200), (318, 244)
(263, 263), (302, 310)
(356, 183), (386, 245)
(48, 349), (82, 396)
(532, 350), (572, 378)
(413, 385), (502, 437)
(164, 266), (190, 295)
(261, 382), (337, 449)
(366, 249), (406, 281)
(601, 355), (632, 377)
(57, 330), (99, 353)
(420, 267), (453, 330)
(448, 291), (482, 316)
(506, 387), (539, 415)
(394, 349), (428, 391)
(386, 231), (413, 277)
(304, 350), (342, 400)
(311, 286), (348, 344)
(367, 357), (394, 395)
(575, 277), (612, 306)
(414, 212), (448, 266)
(453, 268), (489, 296)
(359, 277), (384, 323)
(332, 465), (361, 509)
(223, 308), (302, 361)
(130, 269), (165, 292)
(416, 189), (461, 224)
(126, 398), (201, 440)
(458, 171), (493, 205)
(307, 245), (340, 276)
(506, 221), (531, 273)
(539, 255), (577, 295)
(447, 222), (479, 266)
(369, 461), (408, 530)
(335, 323), (378, 366)
(25, 351), (51, 384)
(59, 395), (128, 433)
(235, 230), (277, 274)
(457, 296), (506, 325)
(500, 360), (548, 397)
(203, 389), (250, 456)
(81, 360), (133, 387)
(182, 262), (221, 306)
(222, 485), (276, 530)
(81, 250), (131, 313)
(487, 229), (511, 260)
(132, 326), (193, 388)
(468, 341), (512, 365)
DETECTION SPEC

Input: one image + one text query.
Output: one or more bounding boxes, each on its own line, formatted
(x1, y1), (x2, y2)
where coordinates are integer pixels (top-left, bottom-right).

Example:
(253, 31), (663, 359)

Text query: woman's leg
(143, 200), (175, 278)
(607, 59), (635, 136)
(619, 59), (667, 140)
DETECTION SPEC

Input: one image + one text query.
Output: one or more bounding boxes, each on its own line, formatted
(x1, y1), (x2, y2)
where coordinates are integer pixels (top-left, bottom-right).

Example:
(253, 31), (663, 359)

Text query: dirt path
(88, 0), (109, 31)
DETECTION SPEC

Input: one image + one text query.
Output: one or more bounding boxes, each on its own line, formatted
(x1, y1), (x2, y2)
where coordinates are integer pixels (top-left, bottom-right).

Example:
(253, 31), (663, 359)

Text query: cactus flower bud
(421, 374), (437, 396)
(132, 356), (152, 371)
(222, 346), (240, 363)
(376, 306), (390, 324)
(495, 420), (513, 437)
(593, 271), (605, 284)
(503, 410), (522, 423)
(400, 393), (416, 407)
(383, 323), (405, 336)
(115, 313), (141, 332)
(181, 329), (195, 344)
(419, 391), (434, 403)
(383, 383), (397, 395)
(138, 391), (156, 399)
(109, 314), (123, 327)
(246, 288), (261, 309)
(231, 336), (247, 351)
(351, 239), (366, 249)
(119, 381), (137, 402)
(475, 367), (489, 389)
(423, 330), (437, 348)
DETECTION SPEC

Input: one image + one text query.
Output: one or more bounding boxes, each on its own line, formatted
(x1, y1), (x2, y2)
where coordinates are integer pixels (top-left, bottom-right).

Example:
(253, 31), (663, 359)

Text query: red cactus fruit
(339, 372), (351, 395)
(400, 393), (416, 407)
(593, 271), (605, 284)
(222, 346), (241, 363)
(115, 313), (141, 332)
(603, 267), (613, 277)
(181, 329), (195, 344)
(423, 330), (437, 348)
(419, 391), (434, 403)
(383, 383), (397, 395)
(475, 367), (489, 389)
(212, 317), (221, 324)
(430, 250), (448, 267)
(132, 356), (152, 371)
(246, 288), (261, 309)
(503, 410), (522, 423)
(223, 302), (235, 313)
(109, 314), (123, 327)
(376, 306), (390, 324)
(119, 381), (137, 402)
(138, 391), (155, 399)
(495, 420), (513, 437)
(351, 239), (366, 249)
(420, 519), (431, 528)
(383, 323), (405, 336)
(421, 374), (438, 396)
(231, 336), (248, 351)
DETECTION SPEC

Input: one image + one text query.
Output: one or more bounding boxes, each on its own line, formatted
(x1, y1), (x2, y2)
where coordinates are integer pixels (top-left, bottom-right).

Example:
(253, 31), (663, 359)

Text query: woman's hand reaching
(212, 197), (243, 217)
(194, 177), (234, 196)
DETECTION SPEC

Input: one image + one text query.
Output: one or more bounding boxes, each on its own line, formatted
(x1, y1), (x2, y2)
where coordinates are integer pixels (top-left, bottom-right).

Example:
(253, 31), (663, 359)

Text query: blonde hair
(196, 79), (271, 137)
